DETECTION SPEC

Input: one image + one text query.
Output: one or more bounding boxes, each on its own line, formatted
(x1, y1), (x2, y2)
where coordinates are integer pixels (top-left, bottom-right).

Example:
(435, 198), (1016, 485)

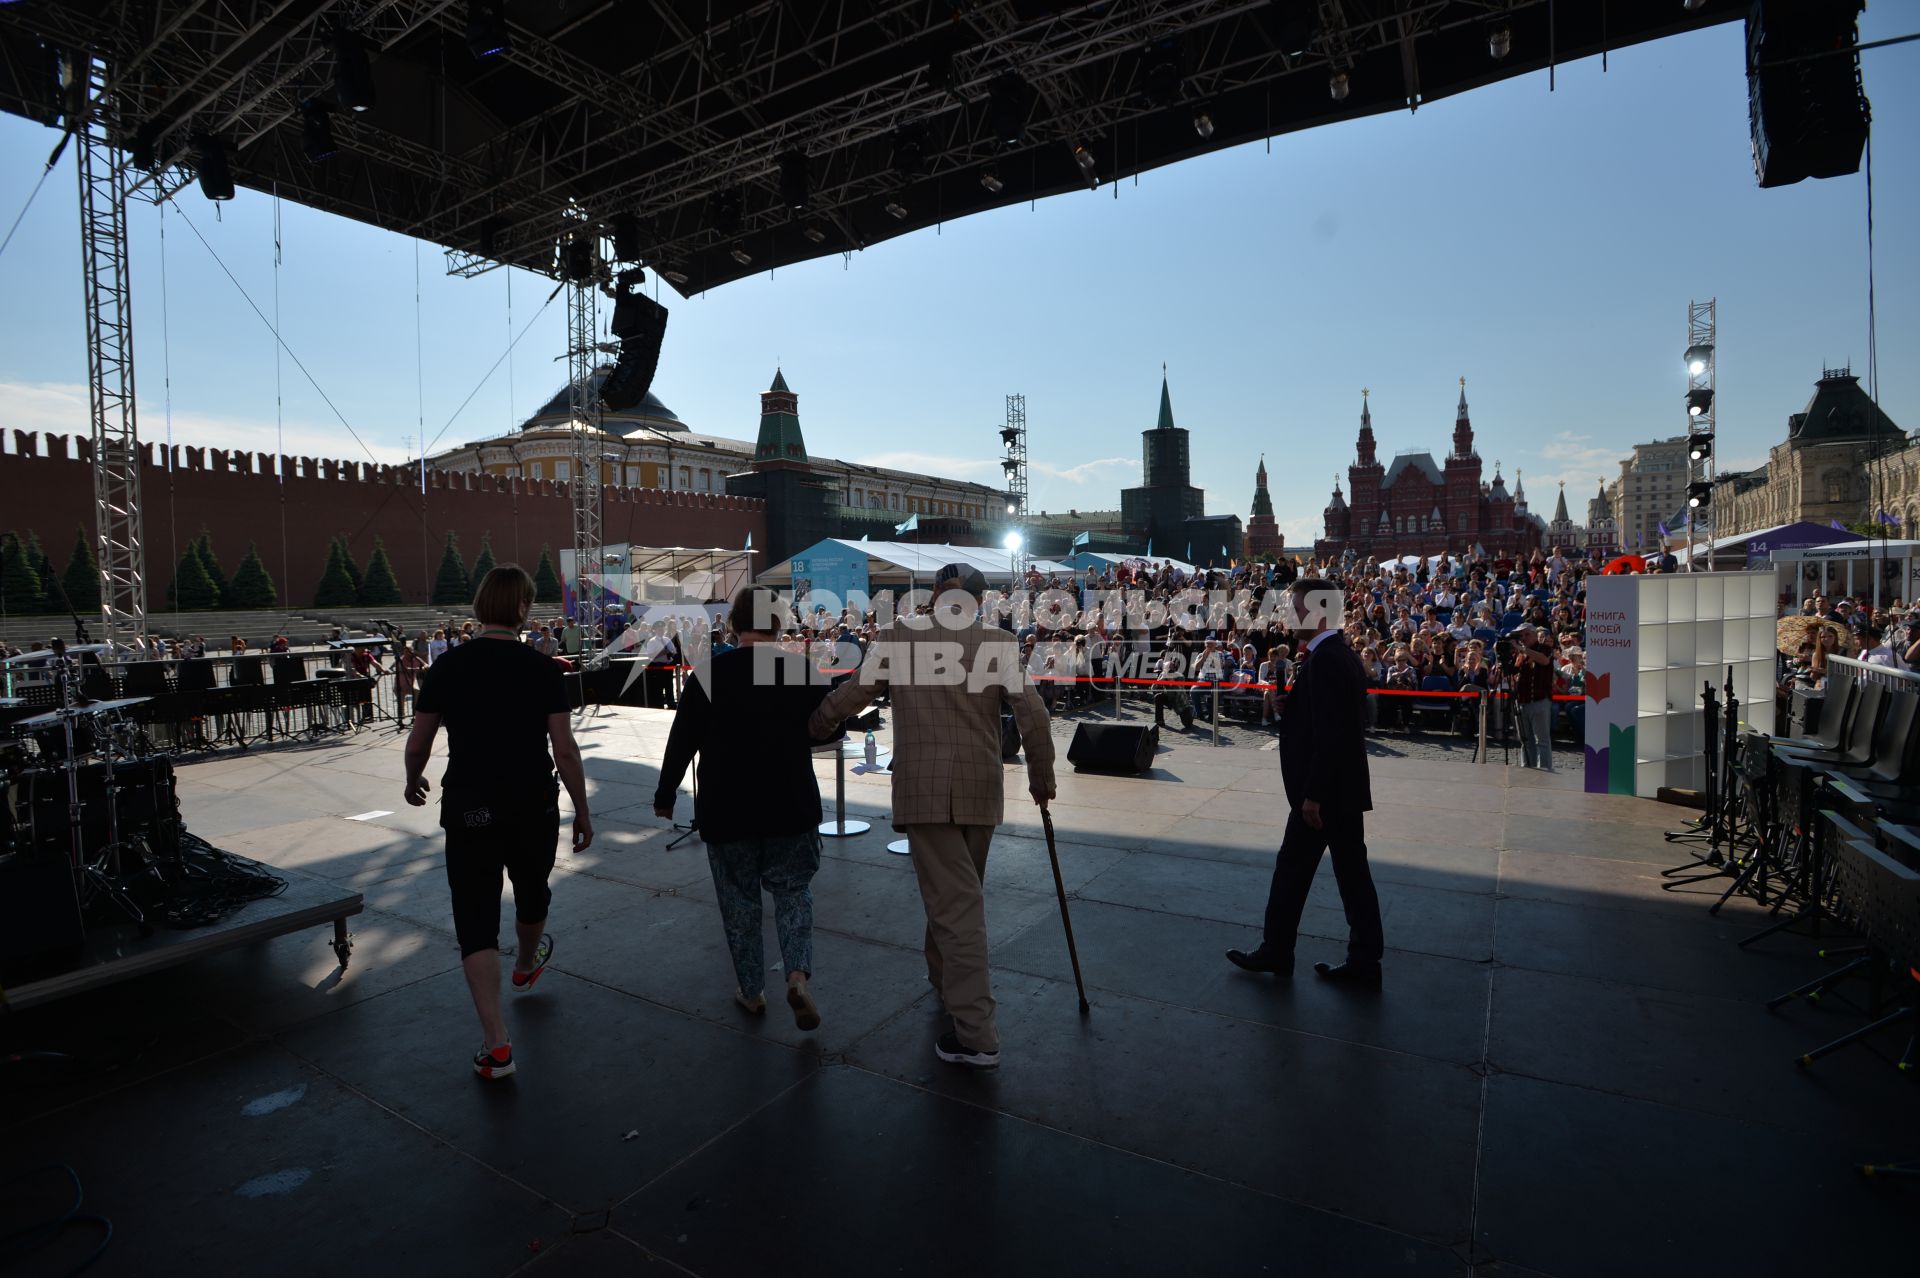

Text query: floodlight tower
(560, 220), (607, 646)
(1682, 299), (1717, 572)
(999, 394), (1028, 583)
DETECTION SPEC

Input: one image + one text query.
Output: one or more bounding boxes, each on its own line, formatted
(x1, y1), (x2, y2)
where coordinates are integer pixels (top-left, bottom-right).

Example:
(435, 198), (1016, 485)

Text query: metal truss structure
(1683, 298), (1716, 573)
(1000, 393), (1028, 581)
(76, 52), (148, 647)
(565, 250), (606, 648)
(0, 1), (1750, 295)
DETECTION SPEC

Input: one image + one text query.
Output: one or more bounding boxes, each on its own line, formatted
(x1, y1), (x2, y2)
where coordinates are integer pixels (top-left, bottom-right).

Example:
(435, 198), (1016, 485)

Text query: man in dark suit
(1227, 578), (1386, 988)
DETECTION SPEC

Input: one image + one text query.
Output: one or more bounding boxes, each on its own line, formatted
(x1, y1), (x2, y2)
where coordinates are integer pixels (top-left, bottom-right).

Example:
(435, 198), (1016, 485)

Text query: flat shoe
(787, 978), (821, 1031)
(734, 990), (767, 1015)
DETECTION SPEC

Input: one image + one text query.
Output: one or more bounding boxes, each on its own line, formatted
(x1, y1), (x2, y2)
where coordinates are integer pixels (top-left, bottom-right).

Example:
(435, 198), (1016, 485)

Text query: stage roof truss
(0, 1), (1748, 295)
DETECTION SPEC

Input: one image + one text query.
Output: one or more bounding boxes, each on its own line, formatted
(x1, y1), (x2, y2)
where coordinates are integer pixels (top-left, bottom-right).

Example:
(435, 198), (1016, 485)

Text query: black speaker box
(1067, 722), (1158, 774)
(0, 852), (86, 983)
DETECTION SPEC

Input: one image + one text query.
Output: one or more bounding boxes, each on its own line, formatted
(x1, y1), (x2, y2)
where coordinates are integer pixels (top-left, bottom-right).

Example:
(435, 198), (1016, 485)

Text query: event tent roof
(0, 2), (1748, 295)
(757, 539), (1071, 588)
(1061, 551), (1199, 576)
(1674, 521), (1863, 565)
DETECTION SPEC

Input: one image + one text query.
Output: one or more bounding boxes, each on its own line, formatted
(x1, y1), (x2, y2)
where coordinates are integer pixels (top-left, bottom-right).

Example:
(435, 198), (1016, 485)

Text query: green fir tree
(26, 531), (55, 602)
(358, 536), (404, 606)
(194, 530), (229, 605)
(313, 539), (359, 608)
(338, 537), (365, 597)
(532, 544), (562, 604)
(62, 527), (101, 613)
(169, 544), (221, 610)
(0, 532), (46, 613)
(470, 533), (496, 587)
(431, 532), (471, 606)
(225, 542), (278, 609)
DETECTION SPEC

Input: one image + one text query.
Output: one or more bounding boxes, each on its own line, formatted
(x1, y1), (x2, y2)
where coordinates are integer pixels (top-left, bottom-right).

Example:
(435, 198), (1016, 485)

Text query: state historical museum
(1314, 381), (1546, 562)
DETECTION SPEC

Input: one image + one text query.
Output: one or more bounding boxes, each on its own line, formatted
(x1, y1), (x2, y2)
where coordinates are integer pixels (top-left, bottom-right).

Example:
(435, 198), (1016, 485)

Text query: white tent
(756, 539), (1073, 587)
(1059, 550), (1199, 576)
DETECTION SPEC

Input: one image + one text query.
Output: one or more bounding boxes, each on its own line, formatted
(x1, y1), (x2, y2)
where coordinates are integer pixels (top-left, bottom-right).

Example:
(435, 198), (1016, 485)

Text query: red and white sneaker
(473, 1043), (516, 1080)
(511, 934), (553, 994)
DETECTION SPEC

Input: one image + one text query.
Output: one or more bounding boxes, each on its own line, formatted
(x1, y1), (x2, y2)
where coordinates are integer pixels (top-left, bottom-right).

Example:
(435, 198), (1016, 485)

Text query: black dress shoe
(1226, 948), (1293, 976)
(1313, 961), (1383, 990)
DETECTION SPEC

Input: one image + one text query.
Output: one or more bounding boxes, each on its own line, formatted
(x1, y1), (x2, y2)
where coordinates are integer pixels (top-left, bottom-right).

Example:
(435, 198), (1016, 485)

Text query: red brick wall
(1, 431), (766, 609)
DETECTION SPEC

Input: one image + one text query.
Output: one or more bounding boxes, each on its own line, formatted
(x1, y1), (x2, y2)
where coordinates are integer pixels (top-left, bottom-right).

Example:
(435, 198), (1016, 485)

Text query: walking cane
(1040, 807), (1091, 1014)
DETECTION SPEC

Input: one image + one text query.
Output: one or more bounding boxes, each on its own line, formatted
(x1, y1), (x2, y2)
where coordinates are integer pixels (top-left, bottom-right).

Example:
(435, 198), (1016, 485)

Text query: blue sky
(1, 6), (1914, 548)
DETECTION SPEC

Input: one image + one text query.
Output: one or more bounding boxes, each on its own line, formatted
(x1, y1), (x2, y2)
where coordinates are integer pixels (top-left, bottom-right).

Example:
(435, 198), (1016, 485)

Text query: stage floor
(2, 708), (1908, 1276)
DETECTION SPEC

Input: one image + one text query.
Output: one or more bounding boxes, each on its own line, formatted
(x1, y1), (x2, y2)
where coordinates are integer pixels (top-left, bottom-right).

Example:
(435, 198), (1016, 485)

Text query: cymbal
(15, 697), (151, 728)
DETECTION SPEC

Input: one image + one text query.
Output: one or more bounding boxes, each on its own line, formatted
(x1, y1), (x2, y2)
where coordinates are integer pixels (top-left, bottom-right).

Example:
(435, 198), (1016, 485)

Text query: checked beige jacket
(809, 610), (1055, 829)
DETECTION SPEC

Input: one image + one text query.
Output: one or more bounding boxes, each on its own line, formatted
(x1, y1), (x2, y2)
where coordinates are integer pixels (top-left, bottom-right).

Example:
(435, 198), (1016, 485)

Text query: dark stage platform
(1, 711), (1908, 1276)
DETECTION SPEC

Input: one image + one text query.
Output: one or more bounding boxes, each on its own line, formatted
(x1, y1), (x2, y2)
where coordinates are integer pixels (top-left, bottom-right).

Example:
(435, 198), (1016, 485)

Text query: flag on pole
(1877, 509), (1901, 528)
(1071, 531), (1090, 549)
(1146, 539), (1153, 557)
(745, 531), (752, 550)
(895, 512), (918, 535)
(1657, 521), (1669, 539)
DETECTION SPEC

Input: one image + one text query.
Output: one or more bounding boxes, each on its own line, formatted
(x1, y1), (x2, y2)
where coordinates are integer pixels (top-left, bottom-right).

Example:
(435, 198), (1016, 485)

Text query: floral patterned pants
(704, 831), (822, 999)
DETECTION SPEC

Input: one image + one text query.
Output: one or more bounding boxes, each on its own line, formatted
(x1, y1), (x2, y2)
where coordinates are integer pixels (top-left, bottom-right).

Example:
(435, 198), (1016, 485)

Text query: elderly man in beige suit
(809, 563), (1055, 1069)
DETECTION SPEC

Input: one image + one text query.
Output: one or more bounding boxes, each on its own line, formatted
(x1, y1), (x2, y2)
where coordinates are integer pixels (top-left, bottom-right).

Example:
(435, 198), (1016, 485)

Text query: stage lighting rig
(884, 202), (908, 220)
(1685, 342), (1713, 375)
(979, 167), (1005, 194)
(802, 225), (827, 243)
(1329, 72), (1350, 101)
(557, 231), (595, 283)
(729, 245), (752, 266)
(1192, 106), (1215, 140)
(1488, 25), (1512, 60)
(301, 101), (336, 162)
(467, 1), (511, 59)
(1686, 387), (1713, 417)
(333, 28), (375, 112)
(193, 133), (235, 200)
(1686, 482), (1713, 509)
(1688, 434), (1713, 463)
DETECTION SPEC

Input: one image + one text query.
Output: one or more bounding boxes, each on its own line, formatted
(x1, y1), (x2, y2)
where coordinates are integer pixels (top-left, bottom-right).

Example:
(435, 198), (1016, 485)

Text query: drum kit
(3, 644), (175, 928)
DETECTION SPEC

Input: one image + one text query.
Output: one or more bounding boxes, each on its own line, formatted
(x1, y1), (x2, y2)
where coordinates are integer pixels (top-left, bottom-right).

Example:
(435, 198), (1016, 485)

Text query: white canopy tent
(1059, 550), (1199, 576)
(756, 539), (1072, 588)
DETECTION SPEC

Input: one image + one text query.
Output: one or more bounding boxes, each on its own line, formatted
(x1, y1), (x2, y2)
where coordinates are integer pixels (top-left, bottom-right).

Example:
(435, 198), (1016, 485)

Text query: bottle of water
(864, 730), (877, 768)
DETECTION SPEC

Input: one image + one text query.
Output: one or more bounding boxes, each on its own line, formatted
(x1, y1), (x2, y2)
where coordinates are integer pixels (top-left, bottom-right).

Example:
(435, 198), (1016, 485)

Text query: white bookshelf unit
(1584, 571), (1777, 798)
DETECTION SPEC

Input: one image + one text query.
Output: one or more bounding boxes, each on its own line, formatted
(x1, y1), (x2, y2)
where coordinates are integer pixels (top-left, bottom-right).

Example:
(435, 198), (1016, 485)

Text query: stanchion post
(1211, 682), (1220, 747)
(817, 746), (871, 837)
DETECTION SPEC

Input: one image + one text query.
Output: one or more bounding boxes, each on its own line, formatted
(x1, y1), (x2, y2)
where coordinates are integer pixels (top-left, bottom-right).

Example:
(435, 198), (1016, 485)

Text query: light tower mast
(999, 394), (1028, 584)
(1683, 300), (1717, 572)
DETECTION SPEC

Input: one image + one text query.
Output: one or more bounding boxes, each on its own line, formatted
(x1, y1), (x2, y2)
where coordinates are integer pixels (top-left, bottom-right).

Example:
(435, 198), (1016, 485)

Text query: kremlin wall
(0, 429), (764, 608)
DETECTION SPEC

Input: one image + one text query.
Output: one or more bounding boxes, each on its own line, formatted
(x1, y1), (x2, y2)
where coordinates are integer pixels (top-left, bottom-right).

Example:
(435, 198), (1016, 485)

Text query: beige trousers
(906, 822), (998, 1052)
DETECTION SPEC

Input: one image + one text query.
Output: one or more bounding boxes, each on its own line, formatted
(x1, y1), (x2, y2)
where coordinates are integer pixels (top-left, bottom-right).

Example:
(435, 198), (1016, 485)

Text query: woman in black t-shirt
(405, 565), (593, 1081)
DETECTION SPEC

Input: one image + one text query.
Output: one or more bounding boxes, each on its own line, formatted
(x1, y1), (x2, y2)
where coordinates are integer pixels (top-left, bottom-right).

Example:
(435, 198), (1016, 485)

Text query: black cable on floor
(0, 1163), (113, 1276)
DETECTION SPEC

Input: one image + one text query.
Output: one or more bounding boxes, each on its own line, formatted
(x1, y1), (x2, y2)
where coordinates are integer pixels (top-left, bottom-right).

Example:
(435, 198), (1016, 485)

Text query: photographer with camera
(1506, 622), (1557, 771)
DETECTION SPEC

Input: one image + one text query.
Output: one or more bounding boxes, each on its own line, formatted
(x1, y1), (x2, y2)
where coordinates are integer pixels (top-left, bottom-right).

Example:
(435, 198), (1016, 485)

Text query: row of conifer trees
(0, 528), (563, 614)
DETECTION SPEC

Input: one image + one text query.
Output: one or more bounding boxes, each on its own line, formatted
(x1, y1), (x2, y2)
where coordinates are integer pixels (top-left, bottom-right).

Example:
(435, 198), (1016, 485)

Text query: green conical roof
(1156, 375), (1177, 431)
(1251, 457), (1274, 518)
(755, 368), (807, 463)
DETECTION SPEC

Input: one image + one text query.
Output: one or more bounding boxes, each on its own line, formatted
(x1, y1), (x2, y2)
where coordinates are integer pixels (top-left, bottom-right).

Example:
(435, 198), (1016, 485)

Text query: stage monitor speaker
(1746, 0), (1868, 189)
(1068, 722), (1158, 774)
(0, 852), (85, 982)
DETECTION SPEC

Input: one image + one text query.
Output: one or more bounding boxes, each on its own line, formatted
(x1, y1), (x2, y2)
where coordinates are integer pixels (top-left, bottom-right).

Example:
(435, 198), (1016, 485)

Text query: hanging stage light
(1686, 481), (1713, 509)
(1329, 72), (1350, 101)
(301, 100), (336, 162)
(1000, 426), (1020, 448)
(979, 167), (1004, 194)
(1006, 501), (1018, 514)
(333, 28), (375, 112)
(729, 245), (752, 266)
(1192, 106), (1215, 140)
(1001, 458), (1019, 476)
(802, 225), (827, 243)
(193, 133), (235, 200)
(884, 201), (908, 220)
(662, 268), (689, 285)
(779, 151), (810, 212)
(466, 0), (511, 59)
(1488, 26), (1512, 59)
(1685, 342), (1714, 375)
(1688, 433), (1714, 463)
(1686, 387), (1714, 417)
(1073, 144), (1097, 176)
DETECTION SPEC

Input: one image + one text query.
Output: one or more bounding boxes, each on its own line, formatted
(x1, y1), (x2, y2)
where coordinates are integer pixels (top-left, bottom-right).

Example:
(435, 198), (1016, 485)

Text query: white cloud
(1033, 456), (1139, 483)
(0, 379), (414, 465)
(1526, 429), (1620, 501)
(1277, 515), (1321, 547)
